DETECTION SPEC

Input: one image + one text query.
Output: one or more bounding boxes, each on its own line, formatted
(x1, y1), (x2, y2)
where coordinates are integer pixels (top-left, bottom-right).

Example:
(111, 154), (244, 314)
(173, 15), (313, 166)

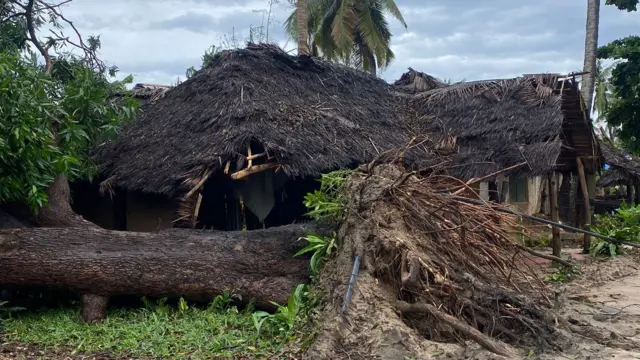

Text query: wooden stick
(246, 152), (267, 161)
(549, 173), (561, 258)
(517, 245), (572, 268)
(395, 301), (513, 358)
(446, 162), (527, 194)
(576, 158), (591, 252)
(247, 146), (253, 168)
(183, 169), (213, 199)
(224, 161), (230, 174)
(192, 193), (203, 229)
(230, 163), (277, 180)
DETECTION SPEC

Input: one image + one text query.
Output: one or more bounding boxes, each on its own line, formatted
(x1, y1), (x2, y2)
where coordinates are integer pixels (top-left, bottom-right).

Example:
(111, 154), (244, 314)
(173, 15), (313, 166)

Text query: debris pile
(304, 159), (562, 359)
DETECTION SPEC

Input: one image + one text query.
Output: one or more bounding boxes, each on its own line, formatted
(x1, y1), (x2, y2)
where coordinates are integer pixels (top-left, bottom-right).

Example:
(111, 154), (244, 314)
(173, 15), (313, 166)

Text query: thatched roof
(596, 141), (640, 187)
(95, 43), (418, 196)
(398, 71), (601, 180)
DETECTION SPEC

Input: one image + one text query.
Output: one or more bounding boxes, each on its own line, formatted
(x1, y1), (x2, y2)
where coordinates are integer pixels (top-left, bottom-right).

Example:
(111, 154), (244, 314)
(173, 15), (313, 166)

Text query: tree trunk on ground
(0, 224), (321, 322)
(581, 0), (600, 116)
(296, 0), (310, 55)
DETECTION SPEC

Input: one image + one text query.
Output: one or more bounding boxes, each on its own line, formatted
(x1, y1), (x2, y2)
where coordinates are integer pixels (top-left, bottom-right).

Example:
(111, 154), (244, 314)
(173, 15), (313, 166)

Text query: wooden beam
(549, 174), (561, 258)
(576, 158), (591, 253)
(230, 163), (278, 180)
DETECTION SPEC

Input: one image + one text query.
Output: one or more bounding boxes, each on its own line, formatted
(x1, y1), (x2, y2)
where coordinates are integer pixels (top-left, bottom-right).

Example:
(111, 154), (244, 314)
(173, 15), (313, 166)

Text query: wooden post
(576, 158), (591, 253)
(548, 174), (561, 257)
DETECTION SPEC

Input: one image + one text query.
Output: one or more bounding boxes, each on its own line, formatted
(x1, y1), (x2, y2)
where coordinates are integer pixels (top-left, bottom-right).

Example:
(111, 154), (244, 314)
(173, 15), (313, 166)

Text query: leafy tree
(284, 0), (407, 76)
(597, 36), (640, 152)
(0, 0), (136, 221)
(606, 0), (638, 11)
(596, 0), (639, 152)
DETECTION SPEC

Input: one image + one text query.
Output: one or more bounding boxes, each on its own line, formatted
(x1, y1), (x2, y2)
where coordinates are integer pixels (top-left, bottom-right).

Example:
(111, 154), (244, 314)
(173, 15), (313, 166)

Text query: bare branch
(24, 0), (53, 74)
(35, 0), (104, 71)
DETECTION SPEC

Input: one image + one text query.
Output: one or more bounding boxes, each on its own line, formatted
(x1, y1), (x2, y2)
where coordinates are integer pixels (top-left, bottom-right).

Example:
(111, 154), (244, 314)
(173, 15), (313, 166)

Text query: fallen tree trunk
(0, 224), (321, 322)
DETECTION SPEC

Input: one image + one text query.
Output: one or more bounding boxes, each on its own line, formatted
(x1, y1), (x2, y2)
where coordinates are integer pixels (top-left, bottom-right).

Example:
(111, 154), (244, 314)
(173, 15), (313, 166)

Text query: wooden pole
(576, 158), (591, 253)
(549, 174), (561, 257)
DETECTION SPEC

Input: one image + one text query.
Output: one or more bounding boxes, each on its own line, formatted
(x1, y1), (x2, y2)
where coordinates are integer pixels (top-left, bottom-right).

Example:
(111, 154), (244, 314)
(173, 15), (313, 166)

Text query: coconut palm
(284, 0), (407, 76)
(296, 0), (310, 55)
(581, 0), (600, 115)
(594, 59), (621, 145)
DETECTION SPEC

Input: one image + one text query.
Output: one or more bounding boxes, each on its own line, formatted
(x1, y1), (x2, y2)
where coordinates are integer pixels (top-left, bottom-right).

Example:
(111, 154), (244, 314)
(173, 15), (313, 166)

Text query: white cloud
(33, 0), (640, 85)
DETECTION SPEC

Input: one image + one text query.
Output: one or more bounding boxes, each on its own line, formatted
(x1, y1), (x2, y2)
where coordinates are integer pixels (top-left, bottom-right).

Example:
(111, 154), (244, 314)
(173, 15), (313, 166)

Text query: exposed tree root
(302, 162), (563, 359)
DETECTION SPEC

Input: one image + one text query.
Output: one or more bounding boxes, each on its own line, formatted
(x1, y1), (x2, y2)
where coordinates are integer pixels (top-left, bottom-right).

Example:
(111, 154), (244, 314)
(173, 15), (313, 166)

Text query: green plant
(544, 262), (582, 283)
(303, 169), (353, 221)
(252, 284), (307, 346)
(591, 202), (640, 256)
(2, 296), (280, 359)
(295, 233), (338, 277)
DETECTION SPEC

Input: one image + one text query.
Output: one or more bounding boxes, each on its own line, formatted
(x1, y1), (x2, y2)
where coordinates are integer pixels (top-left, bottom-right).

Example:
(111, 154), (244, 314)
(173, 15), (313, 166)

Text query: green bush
(591, 202), (640, 256)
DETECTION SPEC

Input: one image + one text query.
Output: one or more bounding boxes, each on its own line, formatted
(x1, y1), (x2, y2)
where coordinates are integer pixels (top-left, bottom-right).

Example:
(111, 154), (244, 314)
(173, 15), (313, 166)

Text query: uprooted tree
(0, 223), (322, 323)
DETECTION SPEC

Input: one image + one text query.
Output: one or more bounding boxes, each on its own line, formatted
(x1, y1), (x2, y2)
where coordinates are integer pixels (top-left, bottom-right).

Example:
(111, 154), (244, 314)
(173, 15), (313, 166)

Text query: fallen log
(0, 223), (321, 322)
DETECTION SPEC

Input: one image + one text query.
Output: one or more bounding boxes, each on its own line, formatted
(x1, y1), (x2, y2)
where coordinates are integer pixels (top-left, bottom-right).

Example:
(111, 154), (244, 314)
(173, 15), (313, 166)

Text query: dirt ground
(3, 251), (640, 359)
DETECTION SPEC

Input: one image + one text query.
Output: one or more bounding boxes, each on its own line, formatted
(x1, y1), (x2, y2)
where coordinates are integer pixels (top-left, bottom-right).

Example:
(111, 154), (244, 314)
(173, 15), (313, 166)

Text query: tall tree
(0, 0), (136, 223)
(296, 0), (310, 55)
(596, 0), (639, 152)
(285, 0), (407, 76)
(582, 0), (600, 116)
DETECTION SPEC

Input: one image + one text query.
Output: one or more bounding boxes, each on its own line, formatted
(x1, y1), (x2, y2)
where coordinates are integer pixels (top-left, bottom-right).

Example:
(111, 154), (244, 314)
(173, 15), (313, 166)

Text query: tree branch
(24, 0), (53, 74)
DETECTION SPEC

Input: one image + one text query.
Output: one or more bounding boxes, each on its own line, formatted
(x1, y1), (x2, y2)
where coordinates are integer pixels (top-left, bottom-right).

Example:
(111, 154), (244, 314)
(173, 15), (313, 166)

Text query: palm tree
(296, 0), (310, 55)
(593, 59), (621, 145)
(285, 0), (407, 76)
(581, 0), (600, 116)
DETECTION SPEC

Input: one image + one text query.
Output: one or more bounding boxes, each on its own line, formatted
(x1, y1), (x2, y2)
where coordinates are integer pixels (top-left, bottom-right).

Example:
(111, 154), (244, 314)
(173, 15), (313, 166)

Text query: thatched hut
(70, 83), (173, 230)
(596, 141), (640, 204)
(396, 69), (602, 218)
(597, 141), (640, 187)
(83, 44), (419, 232)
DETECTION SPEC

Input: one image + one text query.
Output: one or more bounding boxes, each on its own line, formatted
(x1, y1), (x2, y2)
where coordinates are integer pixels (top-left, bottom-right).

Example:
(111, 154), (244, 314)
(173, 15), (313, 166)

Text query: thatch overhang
(396, 69), (602, 180)
(596, 141), (640, 187)
(94, 44), (422, 197)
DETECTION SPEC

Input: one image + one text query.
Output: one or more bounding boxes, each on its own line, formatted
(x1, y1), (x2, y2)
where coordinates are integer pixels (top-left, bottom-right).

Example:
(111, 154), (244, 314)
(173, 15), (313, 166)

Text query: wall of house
(502, 176), (544, 215)
(125, 191), (176, 232)
(70, 181), (118, 229)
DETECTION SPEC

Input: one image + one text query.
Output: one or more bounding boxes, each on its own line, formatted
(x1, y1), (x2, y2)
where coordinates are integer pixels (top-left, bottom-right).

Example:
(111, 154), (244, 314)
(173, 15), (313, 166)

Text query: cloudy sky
(51, 0), (639, 85)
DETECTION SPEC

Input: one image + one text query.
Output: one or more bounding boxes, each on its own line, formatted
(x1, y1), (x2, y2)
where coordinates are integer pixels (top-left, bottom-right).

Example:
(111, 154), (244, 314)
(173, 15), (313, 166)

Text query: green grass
(0, 297), (283, 359)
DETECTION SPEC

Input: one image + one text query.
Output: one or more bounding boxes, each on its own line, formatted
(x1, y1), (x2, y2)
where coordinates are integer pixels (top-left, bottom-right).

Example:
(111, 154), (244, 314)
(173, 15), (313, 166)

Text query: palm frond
(381, 0), (407, 28)
(331, 0), (357, 48)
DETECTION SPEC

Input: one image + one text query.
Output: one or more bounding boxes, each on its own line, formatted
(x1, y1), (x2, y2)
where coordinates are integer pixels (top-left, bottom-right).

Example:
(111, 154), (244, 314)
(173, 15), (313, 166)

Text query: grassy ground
(0, 296), (285, 359)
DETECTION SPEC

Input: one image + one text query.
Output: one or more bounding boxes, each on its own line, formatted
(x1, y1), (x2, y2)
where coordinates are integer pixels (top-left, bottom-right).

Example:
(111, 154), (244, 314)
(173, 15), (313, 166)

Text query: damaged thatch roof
(393, 68), (448, 94)
(398, 70), (601, 180)
(95, 43), (417, 196)
(108, 83), (171, 106)
(596, 141), (640, 187)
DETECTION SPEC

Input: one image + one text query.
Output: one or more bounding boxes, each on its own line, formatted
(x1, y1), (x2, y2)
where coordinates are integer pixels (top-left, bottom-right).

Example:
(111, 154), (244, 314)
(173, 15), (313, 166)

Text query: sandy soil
(537, 252), (640, 360)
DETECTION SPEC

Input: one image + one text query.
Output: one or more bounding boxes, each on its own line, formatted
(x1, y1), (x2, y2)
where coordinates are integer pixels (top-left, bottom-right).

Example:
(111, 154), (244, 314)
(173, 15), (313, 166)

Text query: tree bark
(296, 0), (310, 55)
(0, 224), (320, 322)
(581, 0), (600, 116)
(36, 175), (97, 228)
